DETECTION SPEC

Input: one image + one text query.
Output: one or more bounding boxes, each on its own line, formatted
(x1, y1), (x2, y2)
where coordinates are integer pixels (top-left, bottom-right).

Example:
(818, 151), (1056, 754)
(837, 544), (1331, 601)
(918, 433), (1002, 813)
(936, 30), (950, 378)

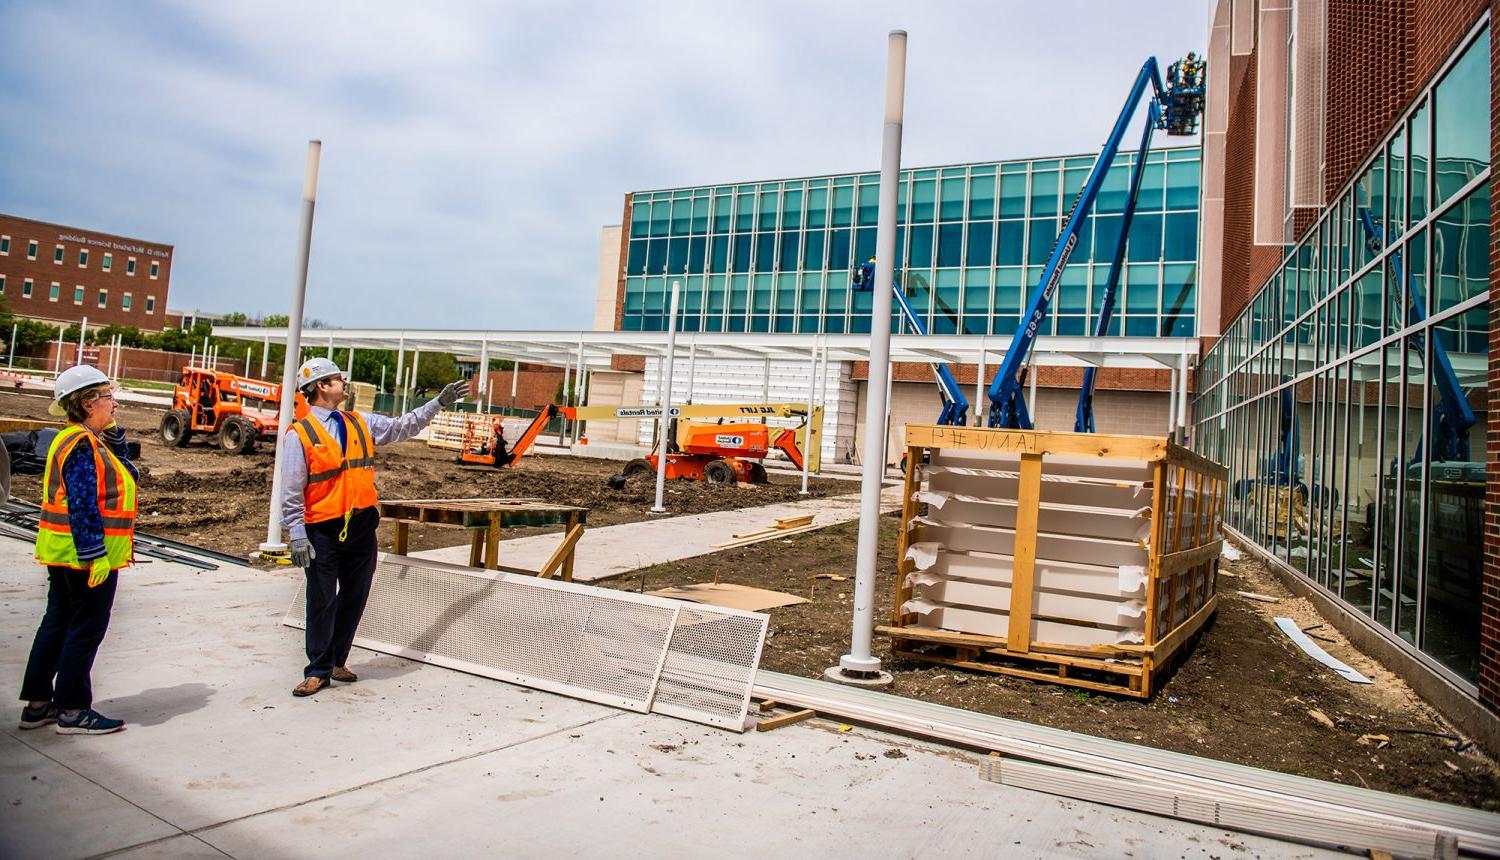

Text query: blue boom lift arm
(1355, 202), (1476, 462)
(852, 260), (971, 425)
(986, 55), (1204, 430)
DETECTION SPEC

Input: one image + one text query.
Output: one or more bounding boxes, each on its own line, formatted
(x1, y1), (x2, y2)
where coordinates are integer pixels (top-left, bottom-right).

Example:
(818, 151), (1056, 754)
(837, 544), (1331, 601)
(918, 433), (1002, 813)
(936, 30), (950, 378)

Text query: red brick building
(1195, 0), (1499, 742)
(0, 214), (173, 329)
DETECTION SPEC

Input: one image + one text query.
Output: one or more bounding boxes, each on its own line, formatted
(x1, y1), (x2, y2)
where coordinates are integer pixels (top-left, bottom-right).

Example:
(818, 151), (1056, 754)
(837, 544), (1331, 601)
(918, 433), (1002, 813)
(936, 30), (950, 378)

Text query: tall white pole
(7, 322), (15, 370)
(261, 332), (270, 377)
(408, 350), (421, 413)
(394, 334), (406, 407)
(685, 338), (697, 404)
(762, 358), (771, 404)
(1167, 362), (1178, 436)
(379, 364), (386, 396)
(53, 328), (63, 373)
(189, 344), (196, 370)
(347, 347), (355, 383)
(262, 140), (322, 552)
(800, 339), (819, 495)
(326, 334), (333, 359)
(1178, 350), (1190, 439)
(651, 281), (682, 514)
(510, 361), (519, 408)
(477, 338), (489, 403)
(77, 317), (87, 365)
(560, 360), (572, 442)
(833, 30), (905, 685)
(975, 340), (986, 427)
(573, 337), (584, 443)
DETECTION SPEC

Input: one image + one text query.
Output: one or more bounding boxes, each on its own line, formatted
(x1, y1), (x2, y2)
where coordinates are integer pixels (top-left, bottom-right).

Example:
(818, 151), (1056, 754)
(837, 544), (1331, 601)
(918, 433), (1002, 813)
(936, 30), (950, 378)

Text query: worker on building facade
(282, 357), (467, 697)
(18, 365), (138, 735)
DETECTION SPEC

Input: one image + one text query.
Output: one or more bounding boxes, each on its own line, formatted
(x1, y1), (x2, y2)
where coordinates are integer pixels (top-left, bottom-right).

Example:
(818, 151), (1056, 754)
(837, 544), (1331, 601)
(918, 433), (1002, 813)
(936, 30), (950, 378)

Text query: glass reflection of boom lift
(851, 261), (970, 426)
(985, 54), (1205, 431)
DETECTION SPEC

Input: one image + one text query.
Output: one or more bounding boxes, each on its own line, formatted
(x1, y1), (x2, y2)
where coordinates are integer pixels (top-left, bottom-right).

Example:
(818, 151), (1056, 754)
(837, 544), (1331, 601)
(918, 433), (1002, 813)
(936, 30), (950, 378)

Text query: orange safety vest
(35, 424), (137, 570)
(290, 411), (379, 524)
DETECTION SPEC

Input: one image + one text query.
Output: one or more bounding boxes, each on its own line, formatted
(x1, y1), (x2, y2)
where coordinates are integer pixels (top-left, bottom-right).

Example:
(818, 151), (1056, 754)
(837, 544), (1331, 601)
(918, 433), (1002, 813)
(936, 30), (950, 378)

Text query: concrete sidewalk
(0, 538), (1333, 859)
(413, 483), (907, 581)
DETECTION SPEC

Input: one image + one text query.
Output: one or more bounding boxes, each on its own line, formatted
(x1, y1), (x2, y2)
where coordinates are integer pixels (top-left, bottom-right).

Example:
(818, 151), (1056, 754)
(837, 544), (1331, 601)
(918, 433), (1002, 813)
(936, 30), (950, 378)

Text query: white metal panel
(652, 604), (768, 732)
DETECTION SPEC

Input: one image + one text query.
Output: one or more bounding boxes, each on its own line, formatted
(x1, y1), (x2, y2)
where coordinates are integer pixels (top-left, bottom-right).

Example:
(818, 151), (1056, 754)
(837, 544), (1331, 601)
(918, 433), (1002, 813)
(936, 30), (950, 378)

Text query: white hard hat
(50, 365), (112, 416)
(296, 357), (344, 388)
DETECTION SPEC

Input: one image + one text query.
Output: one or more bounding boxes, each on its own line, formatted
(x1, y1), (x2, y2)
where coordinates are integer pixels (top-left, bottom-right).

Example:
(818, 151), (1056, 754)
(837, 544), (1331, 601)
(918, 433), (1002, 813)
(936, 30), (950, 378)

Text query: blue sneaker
(18, 703), (59, 730)
(56, 708), (124, 735)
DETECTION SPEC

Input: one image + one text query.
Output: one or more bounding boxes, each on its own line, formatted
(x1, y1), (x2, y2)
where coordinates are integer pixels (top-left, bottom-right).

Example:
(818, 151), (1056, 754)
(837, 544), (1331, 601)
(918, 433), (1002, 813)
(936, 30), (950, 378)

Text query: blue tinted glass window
(1162, 263), (1196, 336)
(827, 229), (851, 269)
(709, 235), (729, 273)
(646, 238), (666, 273)
(735, 193), (755, 231)
(806, 188), (828, 229)
(650, 203), (670, 237)
(1127, 212), (1163, 261)
(779, 231), (800, 270)
(1137, 163), (1165, 211)
(758, 191), (779, 230)
(630, 202), (649, 238)
(1410, 100), (1430, 222)
(997, 220), (1024, 265)
(753, 233), (775, 271)
(1029, 218), (1058, 264)
(937, 223), (964, 267)
(781, 190), (803, 229)
(712, 195), (733, 232)
(857, 184), (880, 226)
(854, 227), (877, 262)
(1165, 161), (1199, 209)
(627, 239), (647, 275)
(966, 222), (993, 267)
(832, 186), (854, 228)
(940, 177), (966, 221)
(1433, 29), (1490, 208)
(671, 199), (692, 234)
(667, 237), (688, 273)
(731, 235), (751, 272)
(908, 224), (934, 269)
(1094, 213), (1122, 261)
(1163, 211), (1198, 261)
(968, 174), (995, 219)
(691, 198), (710, 233)
(1030, 171), (1059, 217)
(1126, 265), (1159, 312)
(687, 236), (706, 273)
(803, 231), (825, 271)
(911, 180), (935, 222)
(1097, 163), (1129, 214)
(999, 174), (1027, 217)
(752, 274), (773, 312)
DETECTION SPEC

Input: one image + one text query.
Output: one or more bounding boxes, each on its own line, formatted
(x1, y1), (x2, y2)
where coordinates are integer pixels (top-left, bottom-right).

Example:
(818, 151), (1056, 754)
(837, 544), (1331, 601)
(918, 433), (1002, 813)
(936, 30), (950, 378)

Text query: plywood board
(901, 600), (1141, 647)
(908, 576), (1146, 629)
(914, 518), (1150, 568)
(647, 582), (808, 612)
(916, 490), (1150, 541)
(905, 543), (1146, 599)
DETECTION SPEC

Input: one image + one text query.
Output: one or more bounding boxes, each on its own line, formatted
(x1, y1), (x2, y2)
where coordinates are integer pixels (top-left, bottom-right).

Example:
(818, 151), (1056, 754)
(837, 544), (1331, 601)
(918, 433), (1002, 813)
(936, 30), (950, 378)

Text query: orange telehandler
(159, 367), (307, 454)
(456, 402), (822, 485)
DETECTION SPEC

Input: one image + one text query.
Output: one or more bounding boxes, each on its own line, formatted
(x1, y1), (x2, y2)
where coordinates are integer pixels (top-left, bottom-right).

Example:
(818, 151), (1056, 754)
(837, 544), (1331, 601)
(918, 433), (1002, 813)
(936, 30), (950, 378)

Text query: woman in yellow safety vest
(18, 365), (137, 736)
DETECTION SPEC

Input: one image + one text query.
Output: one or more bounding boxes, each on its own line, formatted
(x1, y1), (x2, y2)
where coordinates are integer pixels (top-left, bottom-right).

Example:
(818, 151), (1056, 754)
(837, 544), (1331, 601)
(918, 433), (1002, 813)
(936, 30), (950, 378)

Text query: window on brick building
(0, 235), (9, 254)
(150, 260), (160, 279)
(26, 240), (37, 260)
(145, 295), (155, 314)
(97, 289), (108, 308)
(0, 275), (6, 294)
(102, 252), (112, 271)
(22, 279), (33, 298)
(53, 245), (64, 264)
(48, 283), (59, 302)
(122, 293), (132, 311)
(73, 286), (84, 304)
(126, 257), (136, 275)
(78, 249), (88, 267)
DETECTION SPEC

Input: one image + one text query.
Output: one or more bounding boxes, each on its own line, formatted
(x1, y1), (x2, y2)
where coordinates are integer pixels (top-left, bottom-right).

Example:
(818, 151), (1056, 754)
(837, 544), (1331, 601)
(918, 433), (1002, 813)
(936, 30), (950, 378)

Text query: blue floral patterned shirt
(62, 425), (138, 562)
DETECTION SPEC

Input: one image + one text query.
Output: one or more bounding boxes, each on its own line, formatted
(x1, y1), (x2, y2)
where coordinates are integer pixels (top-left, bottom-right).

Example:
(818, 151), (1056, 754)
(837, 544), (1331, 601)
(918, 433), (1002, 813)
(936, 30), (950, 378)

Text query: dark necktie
(330, 411), (348, 452)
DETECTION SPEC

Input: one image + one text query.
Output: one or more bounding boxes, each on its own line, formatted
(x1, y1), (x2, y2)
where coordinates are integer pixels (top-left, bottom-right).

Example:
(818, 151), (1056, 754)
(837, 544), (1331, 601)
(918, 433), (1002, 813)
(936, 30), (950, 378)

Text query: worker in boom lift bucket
(281, 357), (468, 697)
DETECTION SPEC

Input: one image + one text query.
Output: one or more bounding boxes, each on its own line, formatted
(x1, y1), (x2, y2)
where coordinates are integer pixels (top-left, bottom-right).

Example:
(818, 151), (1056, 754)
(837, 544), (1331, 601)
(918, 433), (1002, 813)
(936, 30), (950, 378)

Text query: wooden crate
(426, 411), (504, 452)
(878, 424), (1227, 698)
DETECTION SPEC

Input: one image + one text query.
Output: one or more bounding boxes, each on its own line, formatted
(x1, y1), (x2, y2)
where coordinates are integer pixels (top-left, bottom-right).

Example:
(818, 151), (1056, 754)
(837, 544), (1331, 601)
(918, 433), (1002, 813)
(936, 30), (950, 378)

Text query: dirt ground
(605, 515), (1500, 810)
(6, 387), (1497, 809)
(0, 389), (849, 558)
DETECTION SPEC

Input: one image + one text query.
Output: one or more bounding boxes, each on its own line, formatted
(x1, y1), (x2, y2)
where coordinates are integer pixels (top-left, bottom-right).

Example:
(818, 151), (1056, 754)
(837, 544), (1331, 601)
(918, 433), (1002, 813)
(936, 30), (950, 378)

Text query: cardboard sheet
(647, 582), (808, 612)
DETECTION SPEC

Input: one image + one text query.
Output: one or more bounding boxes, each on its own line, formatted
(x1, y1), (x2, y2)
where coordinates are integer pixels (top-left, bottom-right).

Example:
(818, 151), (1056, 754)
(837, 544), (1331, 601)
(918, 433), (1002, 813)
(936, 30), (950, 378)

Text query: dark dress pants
(20, 565), (118, 710)
(302, 506), (380, 679)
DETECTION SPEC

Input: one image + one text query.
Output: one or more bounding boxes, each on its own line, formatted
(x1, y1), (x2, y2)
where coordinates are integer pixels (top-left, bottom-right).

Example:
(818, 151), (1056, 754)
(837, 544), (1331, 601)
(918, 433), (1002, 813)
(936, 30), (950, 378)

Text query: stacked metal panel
(284, 555), (767, 729)
(902, 449), (1156, 647)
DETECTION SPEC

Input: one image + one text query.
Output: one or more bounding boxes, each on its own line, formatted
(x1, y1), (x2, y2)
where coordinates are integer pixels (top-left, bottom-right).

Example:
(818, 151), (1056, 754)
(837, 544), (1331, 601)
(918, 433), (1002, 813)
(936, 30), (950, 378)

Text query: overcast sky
(0, 1), (1208, 331)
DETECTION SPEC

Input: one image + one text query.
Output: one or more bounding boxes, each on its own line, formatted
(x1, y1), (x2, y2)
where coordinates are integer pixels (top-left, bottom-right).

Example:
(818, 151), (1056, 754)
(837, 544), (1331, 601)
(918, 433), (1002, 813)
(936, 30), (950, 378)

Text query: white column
(573, 336), (585, 443)
(651, 281), (682, 514)
(477, 338), (489, 405)
(77, 317), (87, 365)
(260, 332), (270, 377)
(1178, 350), (1191, 438)
(379, 364), (386, 395)
(1166, 361), (1178, 436)
(975, 338), (986, 427)
(262, 140), (321, 552)
(326, 334), (333, 359)
(407, 349), (421, 413)
(835, 30), (905, 684)
(53, 328), (63, 372)
(7, 322), (16, 370)
(560, 359), (572, 443)
(800, 339), (819, 495)
(685, 338), (698, 404)
(762, 358), (771, 404)
(394, 334), (406, 409)
(510, 361), (519, 409)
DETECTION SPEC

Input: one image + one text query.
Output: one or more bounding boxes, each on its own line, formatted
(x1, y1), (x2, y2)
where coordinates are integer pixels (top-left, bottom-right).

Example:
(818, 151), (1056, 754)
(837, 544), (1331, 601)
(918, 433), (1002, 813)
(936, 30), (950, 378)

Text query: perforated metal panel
(652, 604), (768, 731)
(286, 556), (677, 712)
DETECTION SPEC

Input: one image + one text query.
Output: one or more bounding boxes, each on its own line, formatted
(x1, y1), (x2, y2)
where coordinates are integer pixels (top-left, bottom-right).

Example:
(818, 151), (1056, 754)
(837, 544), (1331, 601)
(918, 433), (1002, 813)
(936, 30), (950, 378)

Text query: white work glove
(290, 538), (316, 568)
(437, 379), (468, 407)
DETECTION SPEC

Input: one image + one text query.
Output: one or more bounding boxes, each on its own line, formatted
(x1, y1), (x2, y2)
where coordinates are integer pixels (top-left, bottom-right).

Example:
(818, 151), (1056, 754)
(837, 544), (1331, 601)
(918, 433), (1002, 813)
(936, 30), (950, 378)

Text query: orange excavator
(457, 402), (823, 485)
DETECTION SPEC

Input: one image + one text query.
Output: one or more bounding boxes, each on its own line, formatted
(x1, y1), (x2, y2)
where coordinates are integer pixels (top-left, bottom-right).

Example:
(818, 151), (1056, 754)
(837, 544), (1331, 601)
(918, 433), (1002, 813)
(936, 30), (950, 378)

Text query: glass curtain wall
(1192, 25), (1491, 686)
(622, 148), (1201, 336)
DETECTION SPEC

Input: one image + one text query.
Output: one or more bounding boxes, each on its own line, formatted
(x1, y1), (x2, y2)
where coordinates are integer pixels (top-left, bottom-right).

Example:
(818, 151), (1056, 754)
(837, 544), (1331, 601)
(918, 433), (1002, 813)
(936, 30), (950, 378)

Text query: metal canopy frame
(214, 326), (1199, 374)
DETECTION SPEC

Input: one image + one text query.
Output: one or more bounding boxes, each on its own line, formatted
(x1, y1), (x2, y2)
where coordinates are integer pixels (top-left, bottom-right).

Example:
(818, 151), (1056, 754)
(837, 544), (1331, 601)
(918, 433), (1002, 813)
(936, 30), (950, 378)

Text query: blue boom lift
(984, 53), (1205, 430)
(851, 260), (971, 426)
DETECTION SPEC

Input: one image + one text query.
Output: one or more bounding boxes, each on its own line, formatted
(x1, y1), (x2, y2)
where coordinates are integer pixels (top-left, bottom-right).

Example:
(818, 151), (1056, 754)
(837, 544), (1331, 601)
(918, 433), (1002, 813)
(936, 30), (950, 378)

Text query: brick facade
(482, 364), (565, 411)
(0, 215), (172, 329)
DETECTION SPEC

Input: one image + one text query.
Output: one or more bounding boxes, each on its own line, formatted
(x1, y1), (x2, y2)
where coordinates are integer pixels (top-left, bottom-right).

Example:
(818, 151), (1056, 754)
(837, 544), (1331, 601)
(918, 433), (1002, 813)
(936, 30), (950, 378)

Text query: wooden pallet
(426, 411), (506, 452)
(886, 425), (1227, 698)
(380, 498), (588, 581)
